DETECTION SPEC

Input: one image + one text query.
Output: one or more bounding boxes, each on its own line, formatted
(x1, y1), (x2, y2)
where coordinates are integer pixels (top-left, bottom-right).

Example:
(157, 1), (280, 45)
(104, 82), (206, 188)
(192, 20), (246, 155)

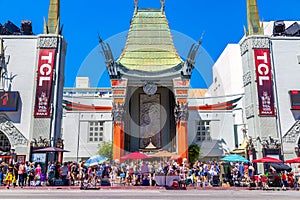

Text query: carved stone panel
(245, 104), (255, 119)
(243, 71), (252, 87)
(174, 102), (189, 122)
(0, 115), (28, 146)
(240, 39), (249, 56)
(112, 103), (125, 123)
(251, 37), (270, 49)
(283, 120), (300, 143)
(38, 37), (58, 49)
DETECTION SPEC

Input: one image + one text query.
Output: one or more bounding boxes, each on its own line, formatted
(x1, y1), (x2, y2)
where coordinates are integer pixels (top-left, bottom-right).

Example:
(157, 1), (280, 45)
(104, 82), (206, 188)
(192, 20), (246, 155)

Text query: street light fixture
(295, 144), (300, 157)
(10, 147), (16, 164)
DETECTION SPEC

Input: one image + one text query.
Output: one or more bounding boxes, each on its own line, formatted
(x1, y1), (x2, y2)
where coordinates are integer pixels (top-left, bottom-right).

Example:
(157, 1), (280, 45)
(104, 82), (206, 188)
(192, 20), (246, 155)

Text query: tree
(97, 141), (112, 160)
(188, 144), (200, 165)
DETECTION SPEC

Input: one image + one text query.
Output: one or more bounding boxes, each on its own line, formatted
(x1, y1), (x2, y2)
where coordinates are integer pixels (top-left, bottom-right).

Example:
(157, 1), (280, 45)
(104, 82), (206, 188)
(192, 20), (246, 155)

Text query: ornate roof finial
(160, 0), (166, 12)
(134, 0), (138, 14)
(44, 0), (61, 34)
(246, 0), (263, 35)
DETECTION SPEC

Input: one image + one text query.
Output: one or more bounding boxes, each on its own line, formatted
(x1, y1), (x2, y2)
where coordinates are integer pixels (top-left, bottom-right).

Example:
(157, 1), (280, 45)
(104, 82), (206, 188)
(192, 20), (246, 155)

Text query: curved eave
(118, 62), (183, 78)
(189, 97), (242, 111)
(63, 100), (112, 111)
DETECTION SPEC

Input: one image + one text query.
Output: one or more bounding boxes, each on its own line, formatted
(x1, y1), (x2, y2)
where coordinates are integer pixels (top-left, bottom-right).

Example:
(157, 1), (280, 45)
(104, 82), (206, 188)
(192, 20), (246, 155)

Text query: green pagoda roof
(117, 8), (183, 72)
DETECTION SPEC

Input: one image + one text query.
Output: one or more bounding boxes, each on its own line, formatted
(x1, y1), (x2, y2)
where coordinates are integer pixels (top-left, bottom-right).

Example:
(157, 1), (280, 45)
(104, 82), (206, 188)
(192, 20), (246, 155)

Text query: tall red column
(112, 102), (125, 161)
(177, 120), (188, 159)
(175, 101), (189, 161)
(113, 121), (124, 161)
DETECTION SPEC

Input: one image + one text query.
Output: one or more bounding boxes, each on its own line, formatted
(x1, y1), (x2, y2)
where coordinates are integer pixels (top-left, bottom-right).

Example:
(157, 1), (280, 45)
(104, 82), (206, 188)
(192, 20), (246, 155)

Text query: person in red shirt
(281, 171), (288, 190)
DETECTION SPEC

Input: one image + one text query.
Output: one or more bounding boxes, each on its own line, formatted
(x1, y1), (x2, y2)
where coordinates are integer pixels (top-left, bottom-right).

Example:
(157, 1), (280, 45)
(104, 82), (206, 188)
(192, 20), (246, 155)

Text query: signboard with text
(0, 91), (19, 111)
(34, 49), (56, 118)
(289, 90), (300, 110)
(254, 49), (275, 116)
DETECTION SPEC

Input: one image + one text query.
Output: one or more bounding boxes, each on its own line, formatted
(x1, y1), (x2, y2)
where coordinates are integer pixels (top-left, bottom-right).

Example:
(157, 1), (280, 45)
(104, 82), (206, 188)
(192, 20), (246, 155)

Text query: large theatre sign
(34, 49), (56, 118)
(254, 49), (275, 116)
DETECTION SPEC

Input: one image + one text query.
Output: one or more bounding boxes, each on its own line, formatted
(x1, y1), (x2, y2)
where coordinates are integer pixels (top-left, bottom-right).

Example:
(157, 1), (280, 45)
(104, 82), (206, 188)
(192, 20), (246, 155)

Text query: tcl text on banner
(254, 49), (275, 116)
(34, 49), (56, 118)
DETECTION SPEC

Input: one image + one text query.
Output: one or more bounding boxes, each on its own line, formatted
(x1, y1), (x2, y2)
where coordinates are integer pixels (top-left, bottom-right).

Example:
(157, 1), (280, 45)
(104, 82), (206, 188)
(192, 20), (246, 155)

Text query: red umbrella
(285, 157), (300, 163)
(121, 152), (150, 160)
(252, 156), (283, 163)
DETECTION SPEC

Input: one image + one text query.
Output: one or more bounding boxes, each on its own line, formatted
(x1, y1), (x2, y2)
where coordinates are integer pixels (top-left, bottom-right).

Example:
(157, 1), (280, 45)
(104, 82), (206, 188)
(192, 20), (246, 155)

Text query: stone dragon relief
(112, 102), (125, 123)
(0, 115), (28, 146)
(174, 102), (189, 122)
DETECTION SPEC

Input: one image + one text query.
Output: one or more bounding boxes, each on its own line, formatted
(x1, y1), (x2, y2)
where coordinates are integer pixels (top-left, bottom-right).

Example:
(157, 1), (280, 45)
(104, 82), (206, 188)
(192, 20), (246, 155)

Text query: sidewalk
(0, 185), (251, 190)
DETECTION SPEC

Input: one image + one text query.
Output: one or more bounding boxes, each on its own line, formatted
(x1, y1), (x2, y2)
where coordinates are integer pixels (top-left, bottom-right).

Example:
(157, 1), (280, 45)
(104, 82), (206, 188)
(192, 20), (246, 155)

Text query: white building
(207, 20), (300, 163)
(62, 80), (113, 161)
(0, 1), (66, 167)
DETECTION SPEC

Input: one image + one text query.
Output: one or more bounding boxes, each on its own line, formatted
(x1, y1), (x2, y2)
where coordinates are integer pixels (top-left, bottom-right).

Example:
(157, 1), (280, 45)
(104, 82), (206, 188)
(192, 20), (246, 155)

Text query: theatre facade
(62, 1), (241, 162)
(63, 1), (300, 166)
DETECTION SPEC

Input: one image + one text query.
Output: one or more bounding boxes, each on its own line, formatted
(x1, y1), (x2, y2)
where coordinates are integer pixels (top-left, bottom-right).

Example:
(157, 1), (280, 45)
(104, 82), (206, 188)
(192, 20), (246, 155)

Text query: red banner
(254, 49), (275, 116)
(34, 49), (56, 118)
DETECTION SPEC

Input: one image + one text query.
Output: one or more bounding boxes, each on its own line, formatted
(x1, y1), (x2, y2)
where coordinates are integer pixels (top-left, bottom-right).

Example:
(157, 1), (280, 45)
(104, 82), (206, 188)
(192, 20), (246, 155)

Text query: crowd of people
(0, 159), (299, 190)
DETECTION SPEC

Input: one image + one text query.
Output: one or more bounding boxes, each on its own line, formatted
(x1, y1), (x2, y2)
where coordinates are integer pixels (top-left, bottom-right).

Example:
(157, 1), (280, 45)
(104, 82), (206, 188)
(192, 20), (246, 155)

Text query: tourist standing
(5, 164), (13, 189)
(60, 162), (69, 186)
(18, 161), (26, 187)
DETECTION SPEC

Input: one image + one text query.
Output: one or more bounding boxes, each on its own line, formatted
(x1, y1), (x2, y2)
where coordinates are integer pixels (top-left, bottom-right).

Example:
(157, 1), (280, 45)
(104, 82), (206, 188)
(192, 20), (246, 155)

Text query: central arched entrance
(125, 86), (176, 153)
(0, 131), (11, 152)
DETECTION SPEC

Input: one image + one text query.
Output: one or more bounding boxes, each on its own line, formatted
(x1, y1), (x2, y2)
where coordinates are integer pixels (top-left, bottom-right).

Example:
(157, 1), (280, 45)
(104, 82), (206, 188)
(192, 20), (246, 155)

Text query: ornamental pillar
(173, 79), (190, 162)
(174, 101), (189, 161)
(112, 102), (125, 161)
(111, 79), (127, 161)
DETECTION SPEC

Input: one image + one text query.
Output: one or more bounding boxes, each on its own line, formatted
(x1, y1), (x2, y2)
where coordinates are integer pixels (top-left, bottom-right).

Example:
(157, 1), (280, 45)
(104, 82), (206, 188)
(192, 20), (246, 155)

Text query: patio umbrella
(150, 150), (177, 161)
(252, 156), (283, 163)
(32, 147), (70, 152)
(121, 152), (150, 160)
(269, 163), (292, 172)
(220, 154), (249, 163)
(285, 157), (300, 163)
(84, 155), (108, 167)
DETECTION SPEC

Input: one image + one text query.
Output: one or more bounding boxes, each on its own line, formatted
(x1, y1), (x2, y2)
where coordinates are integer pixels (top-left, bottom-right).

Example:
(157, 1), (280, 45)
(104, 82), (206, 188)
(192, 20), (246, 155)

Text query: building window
(88, 121), (104, 143)
(196, 120), (211, 142)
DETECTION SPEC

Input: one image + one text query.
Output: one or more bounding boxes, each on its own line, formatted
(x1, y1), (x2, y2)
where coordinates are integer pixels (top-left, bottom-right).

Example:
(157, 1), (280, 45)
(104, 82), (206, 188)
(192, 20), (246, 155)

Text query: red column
(177, 120), (188, 160)
(113, 121), (124, 161)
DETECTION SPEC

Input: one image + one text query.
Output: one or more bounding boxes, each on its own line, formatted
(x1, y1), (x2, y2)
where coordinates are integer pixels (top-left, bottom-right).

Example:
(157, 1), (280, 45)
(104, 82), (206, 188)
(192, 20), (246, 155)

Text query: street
(1, 189), (300, 200)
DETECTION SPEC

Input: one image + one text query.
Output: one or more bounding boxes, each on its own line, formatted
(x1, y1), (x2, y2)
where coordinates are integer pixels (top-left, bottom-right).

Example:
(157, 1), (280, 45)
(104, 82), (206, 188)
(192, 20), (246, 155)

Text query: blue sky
(0, 0), (299, 88)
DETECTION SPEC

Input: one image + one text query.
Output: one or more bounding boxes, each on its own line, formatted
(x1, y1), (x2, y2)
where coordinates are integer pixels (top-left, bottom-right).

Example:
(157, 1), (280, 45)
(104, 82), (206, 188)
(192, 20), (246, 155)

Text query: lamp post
(233, 107), (247, 148)
(295, 145), (300, 157)
(76, 111), (81, 162)
(10, 147), (16, 164)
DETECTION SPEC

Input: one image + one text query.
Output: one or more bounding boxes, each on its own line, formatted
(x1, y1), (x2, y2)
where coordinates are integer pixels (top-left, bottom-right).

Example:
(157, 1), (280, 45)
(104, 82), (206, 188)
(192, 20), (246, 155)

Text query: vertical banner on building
(34, 49), (56, 118)
(254, 49), (275, 116)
